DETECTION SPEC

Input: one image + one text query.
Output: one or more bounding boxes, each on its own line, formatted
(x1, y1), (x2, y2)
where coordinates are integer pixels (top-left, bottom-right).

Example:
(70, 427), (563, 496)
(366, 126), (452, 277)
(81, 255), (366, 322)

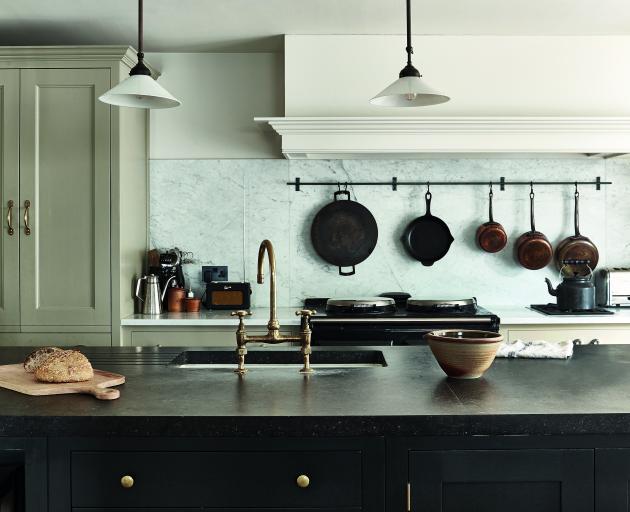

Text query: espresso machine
(148, 249), (186, 308)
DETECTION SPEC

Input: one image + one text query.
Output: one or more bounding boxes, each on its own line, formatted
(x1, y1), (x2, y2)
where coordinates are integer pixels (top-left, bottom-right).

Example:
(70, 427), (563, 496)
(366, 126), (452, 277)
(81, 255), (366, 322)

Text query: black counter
(0, 345), (628, 437)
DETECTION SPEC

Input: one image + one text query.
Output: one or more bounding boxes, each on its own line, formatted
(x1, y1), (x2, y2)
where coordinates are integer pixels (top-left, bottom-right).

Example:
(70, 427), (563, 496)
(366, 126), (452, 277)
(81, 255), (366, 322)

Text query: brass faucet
(231, 240), (316, 375)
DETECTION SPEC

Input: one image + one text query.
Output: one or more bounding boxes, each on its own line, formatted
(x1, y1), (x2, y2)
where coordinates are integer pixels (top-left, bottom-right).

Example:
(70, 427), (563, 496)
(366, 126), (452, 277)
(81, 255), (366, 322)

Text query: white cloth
(496, 338), (574, 359)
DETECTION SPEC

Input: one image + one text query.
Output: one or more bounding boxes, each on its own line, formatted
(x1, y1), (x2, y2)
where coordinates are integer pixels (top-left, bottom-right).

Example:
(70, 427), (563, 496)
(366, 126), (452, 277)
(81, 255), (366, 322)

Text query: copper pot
(515, 188), (553, 270)
(167, 287), (186, 312)
(554, 188), (599, 276)
(476, 187), (507, 253)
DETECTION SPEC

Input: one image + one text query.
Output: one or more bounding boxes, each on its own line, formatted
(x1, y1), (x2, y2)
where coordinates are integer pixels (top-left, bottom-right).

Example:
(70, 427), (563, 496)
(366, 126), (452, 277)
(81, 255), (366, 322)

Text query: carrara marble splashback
(150, 158), (630, 308)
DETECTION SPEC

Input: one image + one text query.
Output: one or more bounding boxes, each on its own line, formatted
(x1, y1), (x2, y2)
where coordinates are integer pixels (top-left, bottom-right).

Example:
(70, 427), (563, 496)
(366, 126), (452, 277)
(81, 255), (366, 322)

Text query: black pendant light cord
(130, 0), (151, 76)
(400, 0), (421, 78)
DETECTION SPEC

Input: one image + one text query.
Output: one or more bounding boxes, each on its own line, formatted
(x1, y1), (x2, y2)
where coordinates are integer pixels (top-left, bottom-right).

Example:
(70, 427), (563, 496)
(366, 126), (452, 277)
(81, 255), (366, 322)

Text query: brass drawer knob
(120, 475), (134, 489)
(296, 474), (310, 488)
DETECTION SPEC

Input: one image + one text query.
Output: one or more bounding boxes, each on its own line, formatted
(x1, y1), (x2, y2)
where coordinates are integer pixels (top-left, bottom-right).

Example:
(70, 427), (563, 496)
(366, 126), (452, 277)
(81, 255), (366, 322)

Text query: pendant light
(99, 0), (181, 109)
(370, 0), (449, 107)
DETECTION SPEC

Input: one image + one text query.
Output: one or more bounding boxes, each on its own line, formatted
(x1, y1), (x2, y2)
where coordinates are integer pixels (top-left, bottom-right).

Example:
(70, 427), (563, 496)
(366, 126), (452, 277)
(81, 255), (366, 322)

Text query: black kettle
(545, 268), (595, 311)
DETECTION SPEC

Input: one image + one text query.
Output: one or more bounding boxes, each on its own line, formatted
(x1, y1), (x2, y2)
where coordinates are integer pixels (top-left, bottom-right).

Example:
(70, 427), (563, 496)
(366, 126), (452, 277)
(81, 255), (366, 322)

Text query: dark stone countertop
(0, 345), (629, 438)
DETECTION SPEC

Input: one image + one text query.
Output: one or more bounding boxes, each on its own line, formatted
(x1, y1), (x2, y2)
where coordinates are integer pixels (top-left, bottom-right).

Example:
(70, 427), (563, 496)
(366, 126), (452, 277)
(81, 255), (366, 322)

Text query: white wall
(146, 52), (283, 159)
(285, 35), (630, 116)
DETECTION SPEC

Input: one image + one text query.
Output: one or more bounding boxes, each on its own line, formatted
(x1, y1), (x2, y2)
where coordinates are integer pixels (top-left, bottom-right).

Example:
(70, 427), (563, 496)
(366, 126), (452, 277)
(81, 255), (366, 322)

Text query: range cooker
(304, 294), (500, 346)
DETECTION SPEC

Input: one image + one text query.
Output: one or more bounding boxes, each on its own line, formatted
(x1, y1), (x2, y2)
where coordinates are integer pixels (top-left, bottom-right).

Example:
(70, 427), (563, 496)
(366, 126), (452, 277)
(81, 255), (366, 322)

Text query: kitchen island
(2, 345), (630, 511)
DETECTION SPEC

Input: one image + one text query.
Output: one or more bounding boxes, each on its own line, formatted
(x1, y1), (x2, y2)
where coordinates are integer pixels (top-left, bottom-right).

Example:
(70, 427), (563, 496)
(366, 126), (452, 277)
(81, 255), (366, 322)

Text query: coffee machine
(148, 249), (186, 308)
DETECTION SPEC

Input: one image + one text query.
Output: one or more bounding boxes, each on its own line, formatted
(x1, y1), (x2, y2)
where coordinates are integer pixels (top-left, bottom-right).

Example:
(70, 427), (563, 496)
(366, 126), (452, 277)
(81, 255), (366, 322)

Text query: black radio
(203, 282), (252, 310)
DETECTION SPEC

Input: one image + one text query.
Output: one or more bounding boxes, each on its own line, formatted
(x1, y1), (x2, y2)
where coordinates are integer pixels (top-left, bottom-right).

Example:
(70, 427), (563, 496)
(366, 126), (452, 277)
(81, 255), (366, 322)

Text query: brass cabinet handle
(296, 474), (310, 488)
(6, 200), (13, 236)
(120, 475), (134, 488)
(23, 200), (30, 235)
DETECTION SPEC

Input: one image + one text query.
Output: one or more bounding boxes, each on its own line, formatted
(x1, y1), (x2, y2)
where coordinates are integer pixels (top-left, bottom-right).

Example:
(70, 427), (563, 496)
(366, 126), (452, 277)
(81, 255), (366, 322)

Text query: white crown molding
(254, 116), (630, 159)
(0, 46), (160, 77)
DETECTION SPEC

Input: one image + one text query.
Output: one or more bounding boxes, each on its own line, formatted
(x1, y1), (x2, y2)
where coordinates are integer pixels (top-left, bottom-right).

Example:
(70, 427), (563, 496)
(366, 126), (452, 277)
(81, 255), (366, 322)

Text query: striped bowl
(425, 330), (504, 379)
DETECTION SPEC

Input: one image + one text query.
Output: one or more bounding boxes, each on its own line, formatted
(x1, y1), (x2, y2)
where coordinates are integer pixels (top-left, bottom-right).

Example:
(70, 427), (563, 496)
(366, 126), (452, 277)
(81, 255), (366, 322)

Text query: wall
(149, 157), (630, 308)
(146, 52), (283, 159)
(284, 35), (630, 116)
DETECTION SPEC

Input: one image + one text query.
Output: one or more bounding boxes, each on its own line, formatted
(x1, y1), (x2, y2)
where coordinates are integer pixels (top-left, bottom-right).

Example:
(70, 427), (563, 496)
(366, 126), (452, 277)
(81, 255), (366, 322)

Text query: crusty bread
(23, 347), (62, 373)
(34, 350), (94, 383)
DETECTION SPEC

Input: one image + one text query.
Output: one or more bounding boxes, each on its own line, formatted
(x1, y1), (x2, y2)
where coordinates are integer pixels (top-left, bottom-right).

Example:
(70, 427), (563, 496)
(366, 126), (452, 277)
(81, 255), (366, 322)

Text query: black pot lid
(326, 297), (396, 308)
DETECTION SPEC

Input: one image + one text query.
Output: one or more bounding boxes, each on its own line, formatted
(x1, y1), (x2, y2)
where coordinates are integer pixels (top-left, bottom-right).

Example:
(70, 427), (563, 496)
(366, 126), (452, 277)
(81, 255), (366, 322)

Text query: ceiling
(2, 0), (630, 52)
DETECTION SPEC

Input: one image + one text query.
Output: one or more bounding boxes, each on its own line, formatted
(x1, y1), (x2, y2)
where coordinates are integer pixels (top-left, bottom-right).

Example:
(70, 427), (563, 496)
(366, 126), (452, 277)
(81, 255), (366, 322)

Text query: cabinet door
(19, 68), (111, 327)
(596, 448), (630, 511)
(410, 449), (593, 512)
(0, 70), (19, 328)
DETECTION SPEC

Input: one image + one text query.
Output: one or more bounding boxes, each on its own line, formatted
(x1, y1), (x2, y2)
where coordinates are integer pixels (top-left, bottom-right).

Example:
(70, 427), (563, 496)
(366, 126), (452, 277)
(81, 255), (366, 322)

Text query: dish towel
(496, 339), (574, 359)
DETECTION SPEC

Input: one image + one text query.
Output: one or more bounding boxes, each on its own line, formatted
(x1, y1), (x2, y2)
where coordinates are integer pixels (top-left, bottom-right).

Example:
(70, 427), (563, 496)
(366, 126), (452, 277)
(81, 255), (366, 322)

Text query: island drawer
(71, 450), (363, 509)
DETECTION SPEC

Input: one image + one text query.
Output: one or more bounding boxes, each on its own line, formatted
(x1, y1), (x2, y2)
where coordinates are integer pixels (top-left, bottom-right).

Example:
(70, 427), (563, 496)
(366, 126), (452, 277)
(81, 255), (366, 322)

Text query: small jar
(185, 297), (202, 313)
(167, 287), (186, 312)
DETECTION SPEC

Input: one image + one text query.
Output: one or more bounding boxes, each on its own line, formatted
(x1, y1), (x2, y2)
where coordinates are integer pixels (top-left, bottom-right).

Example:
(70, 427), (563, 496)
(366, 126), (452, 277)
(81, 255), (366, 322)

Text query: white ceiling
(2, 0), (630, 52)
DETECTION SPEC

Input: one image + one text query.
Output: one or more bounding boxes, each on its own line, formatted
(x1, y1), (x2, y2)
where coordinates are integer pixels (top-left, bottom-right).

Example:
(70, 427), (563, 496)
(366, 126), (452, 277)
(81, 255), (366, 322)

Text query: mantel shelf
(254, 116), (630, 160)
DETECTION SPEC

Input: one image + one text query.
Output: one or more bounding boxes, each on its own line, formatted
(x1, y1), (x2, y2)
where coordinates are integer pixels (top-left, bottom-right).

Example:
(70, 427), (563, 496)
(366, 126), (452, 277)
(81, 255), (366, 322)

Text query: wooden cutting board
(0, 364), (125, 400)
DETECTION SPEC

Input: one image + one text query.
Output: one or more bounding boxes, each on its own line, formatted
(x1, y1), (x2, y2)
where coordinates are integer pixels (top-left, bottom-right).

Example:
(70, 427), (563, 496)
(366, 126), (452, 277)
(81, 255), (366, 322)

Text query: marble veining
(150, 158), (630, 307)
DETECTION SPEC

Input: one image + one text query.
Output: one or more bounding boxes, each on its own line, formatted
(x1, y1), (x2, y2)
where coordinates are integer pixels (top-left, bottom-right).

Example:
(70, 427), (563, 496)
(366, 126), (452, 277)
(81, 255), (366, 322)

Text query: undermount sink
(169, 350), (387, 369)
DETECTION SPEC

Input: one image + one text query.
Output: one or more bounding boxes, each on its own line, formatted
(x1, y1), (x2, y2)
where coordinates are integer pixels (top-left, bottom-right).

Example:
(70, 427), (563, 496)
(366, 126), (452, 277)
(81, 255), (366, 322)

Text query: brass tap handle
(6, 200), (13, 236)
(120, 475), (134, 488)
(23, 200), (31, 236)
(296, 310), (315, 374)
(232, 310), (251, 375)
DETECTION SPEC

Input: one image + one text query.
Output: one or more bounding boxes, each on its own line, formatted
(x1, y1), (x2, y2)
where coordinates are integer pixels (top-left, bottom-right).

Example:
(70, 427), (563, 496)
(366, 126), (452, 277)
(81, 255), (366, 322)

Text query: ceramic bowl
(425, 330), (504, 379)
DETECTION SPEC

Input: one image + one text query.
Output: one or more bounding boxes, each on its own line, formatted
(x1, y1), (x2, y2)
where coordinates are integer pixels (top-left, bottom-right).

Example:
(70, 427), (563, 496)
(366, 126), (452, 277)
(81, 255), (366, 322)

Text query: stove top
(530, 304), (614, 316)
(304, 297), (495, 319)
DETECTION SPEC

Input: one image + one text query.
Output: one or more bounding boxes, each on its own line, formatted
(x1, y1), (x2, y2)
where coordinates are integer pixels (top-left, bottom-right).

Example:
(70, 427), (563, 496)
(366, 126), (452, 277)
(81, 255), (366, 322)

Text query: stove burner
(406, 298), (478, 314)
(530, 304), (614, 316)
(325, 297), (396, 316)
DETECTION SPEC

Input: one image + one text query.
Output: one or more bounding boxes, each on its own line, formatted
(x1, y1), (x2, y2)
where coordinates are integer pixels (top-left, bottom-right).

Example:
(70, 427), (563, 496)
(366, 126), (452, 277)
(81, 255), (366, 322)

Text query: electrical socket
(202, 266), (228, 283)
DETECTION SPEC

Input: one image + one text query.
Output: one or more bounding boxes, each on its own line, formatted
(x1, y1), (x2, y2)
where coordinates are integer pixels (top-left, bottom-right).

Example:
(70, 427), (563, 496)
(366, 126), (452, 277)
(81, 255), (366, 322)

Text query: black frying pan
(311, 190), (378, 276)
(402, 190), (454, 266)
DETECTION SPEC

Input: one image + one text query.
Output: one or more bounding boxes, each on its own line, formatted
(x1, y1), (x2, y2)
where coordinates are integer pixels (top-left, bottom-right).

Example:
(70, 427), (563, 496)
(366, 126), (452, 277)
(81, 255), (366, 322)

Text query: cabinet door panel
(596, 448), (630, 511)
(0, 70), (20, 328)
(410, 449), (593, 512)
(19, 68), (111, 326)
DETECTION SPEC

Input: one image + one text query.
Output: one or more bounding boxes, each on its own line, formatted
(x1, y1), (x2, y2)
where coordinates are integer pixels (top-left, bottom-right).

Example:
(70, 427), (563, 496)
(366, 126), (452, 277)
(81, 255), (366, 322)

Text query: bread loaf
(23, 347), (62, 373)
(34, 350), (94, 383)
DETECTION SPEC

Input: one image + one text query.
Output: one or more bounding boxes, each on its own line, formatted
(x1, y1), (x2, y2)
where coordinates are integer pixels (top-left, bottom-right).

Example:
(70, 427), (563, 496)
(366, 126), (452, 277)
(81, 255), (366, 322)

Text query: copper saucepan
(476, 185), (507, 253)
(515, 187), (553, 270)
(555, 186), (599, 276)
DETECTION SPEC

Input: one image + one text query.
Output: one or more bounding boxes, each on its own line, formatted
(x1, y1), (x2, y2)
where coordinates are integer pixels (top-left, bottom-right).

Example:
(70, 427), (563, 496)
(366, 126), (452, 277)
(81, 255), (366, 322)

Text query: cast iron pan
(311, 190), (378, 276)
(555, 187), (599, 276)
(402, 191), (454, 266)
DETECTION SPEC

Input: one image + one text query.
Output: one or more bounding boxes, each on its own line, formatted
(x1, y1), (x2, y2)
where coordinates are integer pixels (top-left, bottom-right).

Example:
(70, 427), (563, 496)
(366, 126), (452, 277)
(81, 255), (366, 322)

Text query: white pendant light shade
(370, 76), (449, 107)
(99, 74), (181, 109)
(371, 0), (449, 108)
(99, 0), (180, 110)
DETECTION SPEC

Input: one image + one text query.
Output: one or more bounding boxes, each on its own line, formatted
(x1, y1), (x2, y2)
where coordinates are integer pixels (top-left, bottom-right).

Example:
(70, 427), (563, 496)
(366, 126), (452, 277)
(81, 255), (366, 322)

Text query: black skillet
(402, 190), (454, 266)
(311, 189), (378, 276)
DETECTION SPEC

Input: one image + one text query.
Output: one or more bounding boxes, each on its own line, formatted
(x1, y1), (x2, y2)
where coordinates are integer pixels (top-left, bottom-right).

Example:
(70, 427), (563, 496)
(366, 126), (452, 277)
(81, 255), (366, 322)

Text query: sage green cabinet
(19, 68), (112, 327)
(0, 70), (20, 330)
(0, 47), (152, 345)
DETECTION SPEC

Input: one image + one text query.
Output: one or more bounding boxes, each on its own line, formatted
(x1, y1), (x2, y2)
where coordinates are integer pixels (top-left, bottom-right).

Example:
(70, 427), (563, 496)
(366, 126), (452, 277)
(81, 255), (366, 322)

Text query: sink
(169, 350), (387, 369)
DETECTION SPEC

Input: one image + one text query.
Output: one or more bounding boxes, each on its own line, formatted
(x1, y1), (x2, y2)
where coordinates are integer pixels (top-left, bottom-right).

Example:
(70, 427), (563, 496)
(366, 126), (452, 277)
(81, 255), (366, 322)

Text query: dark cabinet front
(409, 449), (593, 512)
(596, 448), (630, 511)
(49, 437), (385, 512)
